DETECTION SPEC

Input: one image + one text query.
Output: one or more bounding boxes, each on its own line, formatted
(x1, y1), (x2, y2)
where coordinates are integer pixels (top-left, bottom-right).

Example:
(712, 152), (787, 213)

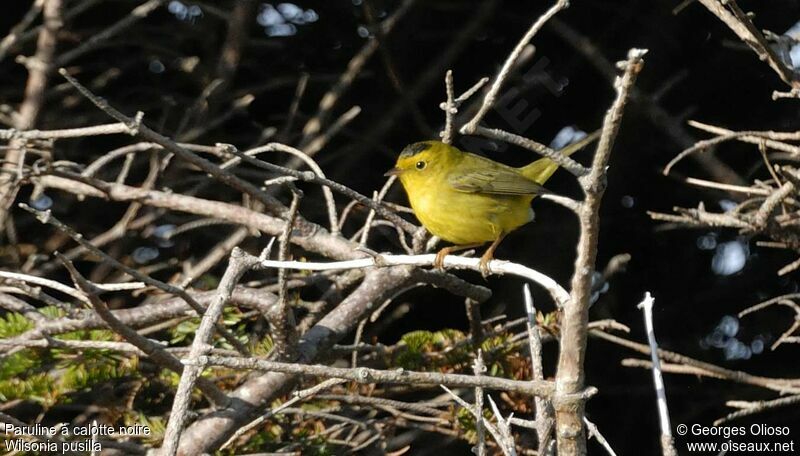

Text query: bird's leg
(434, 243), (484, 270)
(479, 233), (507, 277)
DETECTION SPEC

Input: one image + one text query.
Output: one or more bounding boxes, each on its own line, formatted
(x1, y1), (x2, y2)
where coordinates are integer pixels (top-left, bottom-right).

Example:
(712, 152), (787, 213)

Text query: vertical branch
(472, 352), (487, 456)
(554, 48), (646, 455)
(524, 285), (553, 454)
(465, 297), (483, 345)
(637, 292), (677, 456)
(440, 70), (456, 144)
(0, 0), (63, 231)
(272, 188), (301, 360)
(160, 248), (259, 456)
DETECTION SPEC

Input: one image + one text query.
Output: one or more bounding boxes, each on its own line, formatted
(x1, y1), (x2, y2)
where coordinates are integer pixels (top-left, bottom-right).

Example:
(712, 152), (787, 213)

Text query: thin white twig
(583, 417), (617, 456)
(0, 122), (132, 140)
(0, 270), (144, 303)
(487, 395), (517, 456)
(257, 253), (570, 307)
(637, 292), (677, 456)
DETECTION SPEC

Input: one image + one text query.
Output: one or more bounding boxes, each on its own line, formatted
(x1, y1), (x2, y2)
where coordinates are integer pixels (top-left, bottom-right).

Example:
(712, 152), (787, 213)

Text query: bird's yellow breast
(406, 184), (534, 245)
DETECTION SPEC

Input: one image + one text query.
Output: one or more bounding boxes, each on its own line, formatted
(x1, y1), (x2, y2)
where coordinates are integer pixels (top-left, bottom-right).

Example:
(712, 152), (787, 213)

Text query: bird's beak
(383, 167), (402, 177)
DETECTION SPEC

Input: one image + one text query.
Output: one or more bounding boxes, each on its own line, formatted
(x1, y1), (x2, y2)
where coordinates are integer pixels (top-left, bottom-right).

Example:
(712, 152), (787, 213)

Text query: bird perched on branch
(386, 132), (599, 275)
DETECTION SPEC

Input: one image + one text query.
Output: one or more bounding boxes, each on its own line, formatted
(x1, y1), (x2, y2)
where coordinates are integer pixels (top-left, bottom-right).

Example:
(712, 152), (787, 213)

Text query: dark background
(3, 0), (800, 453)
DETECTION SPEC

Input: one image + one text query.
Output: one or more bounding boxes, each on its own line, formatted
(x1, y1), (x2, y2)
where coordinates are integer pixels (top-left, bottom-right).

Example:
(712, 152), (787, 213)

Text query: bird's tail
(520, 129), (601, 184)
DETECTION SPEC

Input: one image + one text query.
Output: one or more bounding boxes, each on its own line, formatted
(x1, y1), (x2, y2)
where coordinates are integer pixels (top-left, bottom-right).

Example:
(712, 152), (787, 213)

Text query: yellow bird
(385, 132), (598, 275)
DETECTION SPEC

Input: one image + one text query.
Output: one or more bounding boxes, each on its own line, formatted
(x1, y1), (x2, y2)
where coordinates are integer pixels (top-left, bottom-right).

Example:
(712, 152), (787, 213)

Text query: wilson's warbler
(386, 132), (599, 275)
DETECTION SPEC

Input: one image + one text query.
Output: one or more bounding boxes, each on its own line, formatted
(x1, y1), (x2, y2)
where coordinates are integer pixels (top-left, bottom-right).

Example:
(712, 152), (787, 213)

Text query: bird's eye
(415, 161), (426, 170)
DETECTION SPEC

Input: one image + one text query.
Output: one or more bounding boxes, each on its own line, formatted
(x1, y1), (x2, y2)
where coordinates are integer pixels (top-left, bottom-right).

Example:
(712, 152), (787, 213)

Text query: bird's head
(384, 141), (458, 188)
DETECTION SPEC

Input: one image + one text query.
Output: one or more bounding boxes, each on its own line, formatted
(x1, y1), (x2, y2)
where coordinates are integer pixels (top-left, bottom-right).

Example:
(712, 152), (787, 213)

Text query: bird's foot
(434, 248), (449, 270)
(478, 251), (493, 278)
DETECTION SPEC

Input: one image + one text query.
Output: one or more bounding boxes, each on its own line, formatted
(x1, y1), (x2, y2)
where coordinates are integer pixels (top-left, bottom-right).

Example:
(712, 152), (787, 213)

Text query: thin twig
(56, 253), (229, 406)
(440, 385), (512, 456)
(160, 248), (263, 456)
(19, 203), (250, 354)
(192, 355), (560, 397)
(461, 0), (569, 134)
(524, 285), (553, 454)
(637, 292), (677, 456)
(694, 0), (797, 88)
(273, 189), (300, 360)
(595, 330), (800, 393)
(472, 351), (487, 456)
(359, 176), (397, 246)
(714, 394), (800, 425)
(221, 378), (346, 450)
(487, 395), (517, 456)
(583, 417), (617, 456)
(256, 253), (569, 307)
(440, 70), (456, 144)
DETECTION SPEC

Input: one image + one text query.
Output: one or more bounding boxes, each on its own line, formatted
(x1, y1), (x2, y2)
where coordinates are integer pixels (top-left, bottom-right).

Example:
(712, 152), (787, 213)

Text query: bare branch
(191, 355), (558, 397)
(461, 0), (570, 134)
(161, 248), (261, 456)
(554, 48), (646, 455)
(256, 253), (569, 308)
(0, 0), (63, 231)
(56, 253), (230, 407)
(584, 417), (617, 456)
(637, 293), (677, 456)
(20, 203), (250, 354)
(525, 285), (553, 454)
(694, 0), (798, 88)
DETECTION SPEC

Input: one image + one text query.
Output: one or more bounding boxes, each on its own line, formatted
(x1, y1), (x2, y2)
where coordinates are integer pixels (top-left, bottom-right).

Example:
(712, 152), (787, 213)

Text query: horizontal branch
(257, 253), (570, 307)
(4, 287), (276, 346)
(593, 329), (800, 394)
(472, 126), (590, 177)
(0, 122), (132, 140)
(0, 270), (144, 303)
(35, 175), (360, 261)
(190, 355), (564, 397)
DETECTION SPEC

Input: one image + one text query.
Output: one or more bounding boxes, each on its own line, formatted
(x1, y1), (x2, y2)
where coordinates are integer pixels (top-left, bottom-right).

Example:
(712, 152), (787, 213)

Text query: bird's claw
(434, 250), (447, 270)
(478, 256), (492, 278)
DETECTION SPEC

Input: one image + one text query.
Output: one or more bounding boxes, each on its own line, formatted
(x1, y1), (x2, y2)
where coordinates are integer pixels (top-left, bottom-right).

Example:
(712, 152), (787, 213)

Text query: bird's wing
(448, 167), (548, 195)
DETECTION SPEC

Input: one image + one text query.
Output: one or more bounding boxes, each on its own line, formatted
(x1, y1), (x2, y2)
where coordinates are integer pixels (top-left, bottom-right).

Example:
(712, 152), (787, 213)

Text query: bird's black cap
(399, 142), (432, 158)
